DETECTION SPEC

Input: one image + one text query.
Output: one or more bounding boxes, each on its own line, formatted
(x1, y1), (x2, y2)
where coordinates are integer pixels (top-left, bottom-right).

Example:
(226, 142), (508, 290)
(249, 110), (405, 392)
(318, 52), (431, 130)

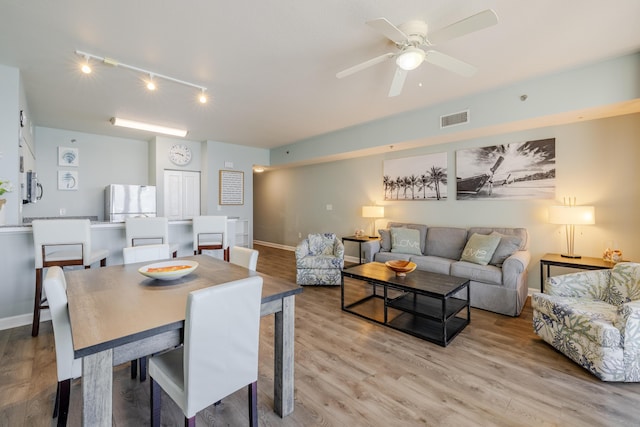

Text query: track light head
(81, 55), (92, 74)
(199, 90), (207, 104)
(146, 74), (156, 91)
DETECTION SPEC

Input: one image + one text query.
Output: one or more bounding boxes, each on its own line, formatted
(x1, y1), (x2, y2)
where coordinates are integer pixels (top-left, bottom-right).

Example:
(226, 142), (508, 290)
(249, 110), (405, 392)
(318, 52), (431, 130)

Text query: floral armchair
(532, 262), (640, 381)
(295, 233), (344, 285)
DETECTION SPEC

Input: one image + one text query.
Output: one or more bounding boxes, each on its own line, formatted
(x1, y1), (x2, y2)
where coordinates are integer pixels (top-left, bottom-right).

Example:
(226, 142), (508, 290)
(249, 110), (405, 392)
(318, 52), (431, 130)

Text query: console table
(539, 253), (619, 293)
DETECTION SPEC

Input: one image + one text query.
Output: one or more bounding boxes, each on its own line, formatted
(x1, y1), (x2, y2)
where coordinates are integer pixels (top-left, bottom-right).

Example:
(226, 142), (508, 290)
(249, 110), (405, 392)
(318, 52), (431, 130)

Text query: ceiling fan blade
(336, 52), (395, 79)
(388, 67), (408, 97)
(424, 50), (477, 77)
(428, 9), (498, 45)
(366, 18), (408, 44)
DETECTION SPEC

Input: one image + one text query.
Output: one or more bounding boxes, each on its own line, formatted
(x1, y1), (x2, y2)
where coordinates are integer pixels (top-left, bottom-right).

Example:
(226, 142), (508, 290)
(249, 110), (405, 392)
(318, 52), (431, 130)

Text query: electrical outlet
(326, 204), (333, 211)
(59, 208), (66, 216)
(298, 232), (302, 238)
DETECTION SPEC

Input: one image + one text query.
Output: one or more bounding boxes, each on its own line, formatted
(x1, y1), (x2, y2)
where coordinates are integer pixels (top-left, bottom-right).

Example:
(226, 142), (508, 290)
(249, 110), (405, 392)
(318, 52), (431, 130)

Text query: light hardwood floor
(1, 244), (639, 426)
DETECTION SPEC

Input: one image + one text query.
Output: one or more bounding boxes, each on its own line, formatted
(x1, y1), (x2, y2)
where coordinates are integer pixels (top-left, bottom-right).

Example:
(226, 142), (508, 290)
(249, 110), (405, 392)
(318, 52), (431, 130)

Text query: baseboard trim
(253, 240), (359, 264)
(0, 311), (50, 331)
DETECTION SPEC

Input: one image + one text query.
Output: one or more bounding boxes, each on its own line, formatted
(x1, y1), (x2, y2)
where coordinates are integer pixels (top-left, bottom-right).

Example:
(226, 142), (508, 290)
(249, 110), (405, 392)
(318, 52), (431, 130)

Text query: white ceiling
(1, 0), (639, 149)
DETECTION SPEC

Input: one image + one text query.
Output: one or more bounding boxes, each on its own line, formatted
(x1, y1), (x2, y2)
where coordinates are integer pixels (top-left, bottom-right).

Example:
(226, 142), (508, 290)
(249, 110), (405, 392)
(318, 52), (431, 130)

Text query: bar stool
(125, 217), (178, 258)
(192, 216), (229, 261)
(32, 219), (109, 337)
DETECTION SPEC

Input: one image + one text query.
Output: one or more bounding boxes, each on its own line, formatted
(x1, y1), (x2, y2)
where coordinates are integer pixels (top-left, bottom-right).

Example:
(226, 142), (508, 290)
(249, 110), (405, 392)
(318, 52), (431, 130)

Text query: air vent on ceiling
(440, 109), (470, 129)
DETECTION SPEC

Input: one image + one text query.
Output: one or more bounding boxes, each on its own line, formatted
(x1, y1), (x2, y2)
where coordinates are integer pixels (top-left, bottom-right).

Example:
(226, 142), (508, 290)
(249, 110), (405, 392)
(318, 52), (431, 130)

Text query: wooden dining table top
(65, 254), (302, 358)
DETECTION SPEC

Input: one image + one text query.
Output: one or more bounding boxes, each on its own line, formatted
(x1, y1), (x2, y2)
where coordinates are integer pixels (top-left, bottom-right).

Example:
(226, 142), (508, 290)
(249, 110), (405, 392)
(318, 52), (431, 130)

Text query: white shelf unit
(232, 218), (250, 248)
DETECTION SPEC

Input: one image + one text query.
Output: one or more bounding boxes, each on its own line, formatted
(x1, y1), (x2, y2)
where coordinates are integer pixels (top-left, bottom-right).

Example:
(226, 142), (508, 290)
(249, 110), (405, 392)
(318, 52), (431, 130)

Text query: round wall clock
(168, 144), (192, 166)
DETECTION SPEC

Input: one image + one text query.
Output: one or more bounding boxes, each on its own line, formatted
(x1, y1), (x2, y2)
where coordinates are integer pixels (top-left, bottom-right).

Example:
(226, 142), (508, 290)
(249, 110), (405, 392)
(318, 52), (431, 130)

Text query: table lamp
(362, 206), (384, 238)
(548, 201), (595, 258)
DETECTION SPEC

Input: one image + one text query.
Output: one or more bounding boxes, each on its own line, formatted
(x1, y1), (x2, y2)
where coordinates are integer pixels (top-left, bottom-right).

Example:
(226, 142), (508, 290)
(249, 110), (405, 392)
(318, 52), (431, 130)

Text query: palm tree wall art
(383, 153), (448, 201)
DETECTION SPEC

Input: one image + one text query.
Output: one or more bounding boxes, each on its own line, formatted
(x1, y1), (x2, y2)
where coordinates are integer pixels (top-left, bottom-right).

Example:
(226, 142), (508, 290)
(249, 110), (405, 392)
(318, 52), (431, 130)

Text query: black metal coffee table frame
(341, 262), (470, 347)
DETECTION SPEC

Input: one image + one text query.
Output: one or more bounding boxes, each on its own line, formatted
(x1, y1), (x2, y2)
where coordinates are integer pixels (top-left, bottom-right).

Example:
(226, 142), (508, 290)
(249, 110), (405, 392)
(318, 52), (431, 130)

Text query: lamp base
(560, 253), (582, 259)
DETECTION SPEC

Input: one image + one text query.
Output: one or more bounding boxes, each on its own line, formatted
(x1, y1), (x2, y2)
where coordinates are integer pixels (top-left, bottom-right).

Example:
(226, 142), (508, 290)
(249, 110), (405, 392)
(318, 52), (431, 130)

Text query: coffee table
(341, 262), (470, 347)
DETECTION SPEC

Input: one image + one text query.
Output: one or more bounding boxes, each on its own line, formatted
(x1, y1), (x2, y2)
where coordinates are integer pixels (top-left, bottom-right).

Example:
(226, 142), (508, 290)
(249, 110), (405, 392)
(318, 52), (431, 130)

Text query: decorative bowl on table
(385, 260), (417, 277)
(138, 260), (199, 281)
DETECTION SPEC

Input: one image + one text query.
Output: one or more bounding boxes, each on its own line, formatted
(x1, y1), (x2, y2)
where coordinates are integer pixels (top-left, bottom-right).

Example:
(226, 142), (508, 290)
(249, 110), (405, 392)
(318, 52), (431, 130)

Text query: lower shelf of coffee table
(387, 311), (468, 345)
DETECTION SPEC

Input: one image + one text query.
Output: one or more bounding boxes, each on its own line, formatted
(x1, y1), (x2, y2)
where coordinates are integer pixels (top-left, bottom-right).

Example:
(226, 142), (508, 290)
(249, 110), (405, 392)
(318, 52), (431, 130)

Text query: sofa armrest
(333, 239), (345, 260)
(501, 250), (530, 289)
(619, 300), (640, 379)
(361, 240), (381, 263)
(295, 240), (310, 265)
(546, 269), (611, 298)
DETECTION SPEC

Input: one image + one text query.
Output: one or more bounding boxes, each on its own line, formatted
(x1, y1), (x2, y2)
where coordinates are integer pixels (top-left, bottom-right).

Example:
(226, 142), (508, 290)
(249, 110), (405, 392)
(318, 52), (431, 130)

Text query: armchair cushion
(308, 233), (336, 256)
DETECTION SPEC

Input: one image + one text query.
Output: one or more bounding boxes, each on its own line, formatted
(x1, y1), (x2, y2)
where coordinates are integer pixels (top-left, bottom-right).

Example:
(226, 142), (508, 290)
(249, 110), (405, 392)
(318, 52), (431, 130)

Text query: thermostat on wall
(224, 161), (234, 168)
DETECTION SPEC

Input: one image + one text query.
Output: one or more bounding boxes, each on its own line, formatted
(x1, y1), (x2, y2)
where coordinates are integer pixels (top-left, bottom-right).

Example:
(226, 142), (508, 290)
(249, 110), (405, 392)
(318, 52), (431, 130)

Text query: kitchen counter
(0, 218), (243, 329)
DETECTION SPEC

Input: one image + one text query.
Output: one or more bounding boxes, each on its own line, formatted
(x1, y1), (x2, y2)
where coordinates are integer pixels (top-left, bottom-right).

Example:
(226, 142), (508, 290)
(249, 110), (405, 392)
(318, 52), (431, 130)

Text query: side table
(539, 253), (619, 293)
(342, 235), (379, 265)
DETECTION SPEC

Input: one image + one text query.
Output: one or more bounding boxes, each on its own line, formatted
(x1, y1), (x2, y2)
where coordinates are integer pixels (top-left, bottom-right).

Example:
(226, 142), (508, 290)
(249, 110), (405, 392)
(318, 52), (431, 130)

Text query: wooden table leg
(82, 349), (112, 427)
(273, 295), (295, 417)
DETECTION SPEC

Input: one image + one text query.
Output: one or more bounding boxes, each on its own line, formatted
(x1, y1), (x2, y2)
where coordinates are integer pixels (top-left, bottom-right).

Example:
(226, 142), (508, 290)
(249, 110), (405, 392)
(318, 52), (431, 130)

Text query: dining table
(64, 254), (302, 426)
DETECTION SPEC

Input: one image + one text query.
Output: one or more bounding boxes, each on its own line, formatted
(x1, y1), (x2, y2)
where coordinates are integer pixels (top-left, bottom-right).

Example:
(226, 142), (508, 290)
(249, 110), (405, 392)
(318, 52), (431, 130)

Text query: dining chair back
(43, 266), (81, 427)
(123, 243), (172, 265)
(125, 217), (178, 257)
(192, 215), (229, 261)
(31, 219), (108, 336)
(229, 246), (259, 271)
(149, 275), (263, 426)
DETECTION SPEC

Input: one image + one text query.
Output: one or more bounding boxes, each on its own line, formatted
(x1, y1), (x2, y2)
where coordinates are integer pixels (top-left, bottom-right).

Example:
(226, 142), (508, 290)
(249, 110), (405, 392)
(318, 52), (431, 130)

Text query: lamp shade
(548, 205), (595, 225)
(362, 206), (384, 218)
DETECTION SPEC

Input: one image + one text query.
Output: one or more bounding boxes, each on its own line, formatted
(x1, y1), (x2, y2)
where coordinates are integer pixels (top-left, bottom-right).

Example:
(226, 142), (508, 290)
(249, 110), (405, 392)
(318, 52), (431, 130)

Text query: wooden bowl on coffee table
(385, 260), (417, 277)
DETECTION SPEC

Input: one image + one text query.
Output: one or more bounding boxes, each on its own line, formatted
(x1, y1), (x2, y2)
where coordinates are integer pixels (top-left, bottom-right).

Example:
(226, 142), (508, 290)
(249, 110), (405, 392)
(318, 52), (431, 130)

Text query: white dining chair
(149, 275), (263, 427)
(122, 243), (172, 381)
(229, 246), (259, 271)
(122, 243), (172, 265)
(43, 266), (80, 427)
(125, 217), (179, 257)
(192, 215), (229, 261)
(32, 219), (109, 337)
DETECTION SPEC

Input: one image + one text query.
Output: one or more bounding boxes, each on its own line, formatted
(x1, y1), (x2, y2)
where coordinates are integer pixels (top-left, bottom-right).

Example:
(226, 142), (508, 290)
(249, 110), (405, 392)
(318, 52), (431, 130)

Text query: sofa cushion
(297, 254), (343, 269)
(374, 251), (411, 263)
(307, 233), (336, 256)
(411, 255), (455, 275)
(387, 222), (428, 254)
(451, 261), (503, 286)
(390, 227), (422, 255)
(489, 231), (523, 266)
(460, 233), (500, 265)
(425, 227), (467, 260)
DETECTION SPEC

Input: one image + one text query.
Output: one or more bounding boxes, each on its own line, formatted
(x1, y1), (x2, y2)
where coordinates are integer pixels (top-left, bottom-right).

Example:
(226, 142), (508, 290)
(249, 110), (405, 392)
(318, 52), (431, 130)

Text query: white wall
(23, 127), (149, 220)
(0, 65), (20, 224)
(254, 113), (640, 291)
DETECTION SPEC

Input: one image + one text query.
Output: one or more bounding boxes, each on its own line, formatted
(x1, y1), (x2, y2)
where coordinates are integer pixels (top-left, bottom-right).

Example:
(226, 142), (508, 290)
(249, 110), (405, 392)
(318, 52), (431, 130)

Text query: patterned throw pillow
(460, 233), (501, 266)
(390, 227), (422, 255)
(308, 233), (336, 256)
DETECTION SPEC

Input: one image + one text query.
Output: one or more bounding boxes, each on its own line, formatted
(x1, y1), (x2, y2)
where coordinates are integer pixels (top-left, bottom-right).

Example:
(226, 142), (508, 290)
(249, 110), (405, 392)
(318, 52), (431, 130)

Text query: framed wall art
(219, 170), (244, 205)
(58, 170), (78, 191)
(58, 146), (79, 167)
(383, 152), (448, 200)
(456, 138), (555, 200)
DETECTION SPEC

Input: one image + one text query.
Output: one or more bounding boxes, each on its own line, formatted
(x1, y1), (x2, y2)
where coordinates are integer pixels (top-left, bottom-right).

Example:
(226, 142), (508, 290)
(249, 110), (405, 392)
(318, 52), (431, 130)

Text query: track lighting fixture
(75, 50), (207, 103)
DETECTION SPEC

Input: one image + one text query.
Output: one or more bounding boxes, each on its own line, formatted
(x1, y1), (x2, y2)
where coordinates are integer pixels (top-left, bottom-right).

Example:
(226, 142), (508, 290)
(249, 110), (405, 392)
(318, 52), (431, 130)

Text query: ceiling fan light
(396, 47), (425, 71)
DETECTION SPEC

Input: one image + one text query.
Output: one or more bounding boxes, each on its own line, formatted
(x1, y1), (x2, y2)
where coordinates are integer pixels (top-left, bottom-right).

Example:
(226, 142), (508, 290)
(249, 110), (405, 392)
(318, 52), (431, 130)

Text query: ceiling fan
(336, 9), (498, 97)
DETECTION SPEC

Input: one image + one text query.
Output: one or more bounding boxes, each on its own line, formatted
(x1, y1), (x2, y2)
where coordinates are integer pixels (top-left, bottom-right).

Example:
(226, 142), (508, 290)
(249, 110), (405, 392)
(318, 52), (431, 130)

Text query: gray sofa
(361, 222), (530, 316)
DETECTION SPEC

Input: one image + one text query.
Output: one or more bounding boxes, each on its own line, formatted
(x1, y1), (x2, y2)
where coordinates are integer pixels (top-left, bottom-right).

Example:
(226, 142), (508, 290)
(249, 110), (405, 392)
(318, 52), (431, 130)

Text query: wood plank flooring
(2, 244), (640, 426)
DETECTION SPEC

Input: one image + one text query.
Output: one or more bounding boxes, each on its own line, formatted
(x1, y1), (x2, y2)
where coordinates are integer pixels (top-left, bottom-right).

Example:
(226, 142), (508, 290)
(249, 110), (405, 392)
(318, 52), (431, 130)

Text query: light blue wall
(271, 52), (640, 167)
(255, 113), (640, 291)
